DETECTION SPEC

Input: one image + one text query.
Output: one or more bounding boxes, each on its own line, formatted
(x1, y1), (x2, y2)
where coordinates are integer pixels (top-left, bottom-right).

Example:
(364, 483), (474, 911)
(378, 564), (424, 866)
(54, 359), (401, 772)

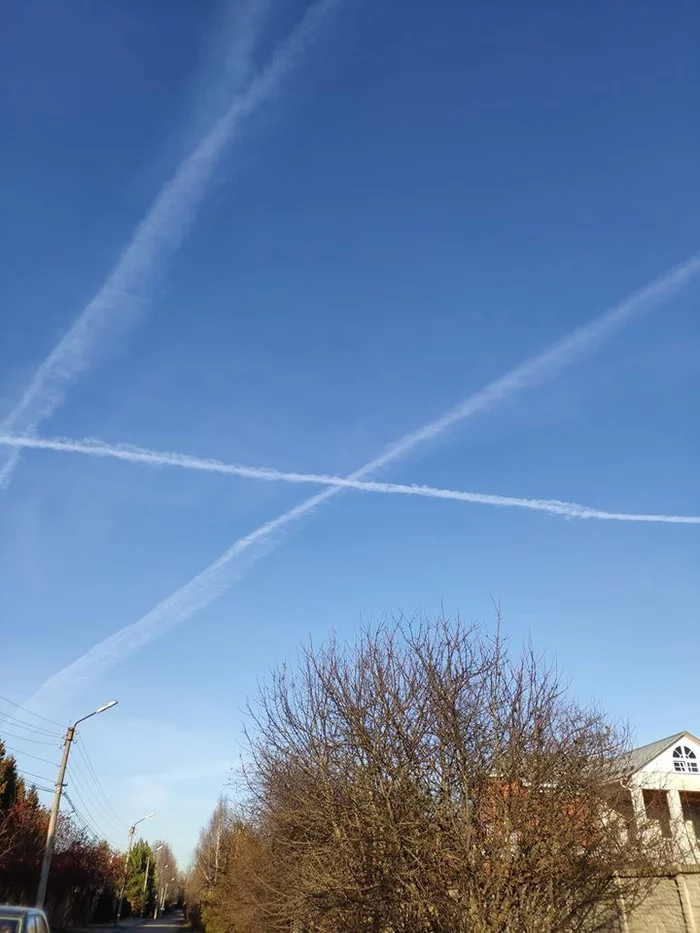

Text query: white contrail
(29, 253), (700, 707)
(2, 433), (698, 525)
(0, 0), (338, 490)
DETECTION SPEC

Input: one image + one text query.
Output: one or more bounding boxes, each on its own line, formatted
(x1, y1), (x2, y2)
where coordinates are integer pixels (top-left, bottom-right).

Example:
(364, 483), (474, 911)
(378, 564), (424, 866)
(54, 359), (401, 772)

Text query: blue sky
(1, 0), (698, 864)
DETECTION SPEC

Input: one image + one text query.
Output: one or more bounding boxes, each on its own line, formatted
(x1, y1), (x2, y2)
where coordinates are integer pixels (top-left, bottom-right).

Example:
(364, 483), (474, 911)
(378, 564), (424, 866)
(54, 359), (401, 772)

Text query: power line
(67, 763), (126, 836)
(0, 701), (62, 736)
(0, 693), (63, 728)
(74, 737), (128, 829)
(66, 779), (112, 841)
(1, 744), (60, 768)
(0, 707), (62, 738)
(62, 792), (103, 844)
(63, 789), (120, 849)
(0, 728), (61, 747)
(17, 767), (54, 784)
(64, 790), (106, 842)
(69, 760), (127, 835)
(74, 739), (127, 828)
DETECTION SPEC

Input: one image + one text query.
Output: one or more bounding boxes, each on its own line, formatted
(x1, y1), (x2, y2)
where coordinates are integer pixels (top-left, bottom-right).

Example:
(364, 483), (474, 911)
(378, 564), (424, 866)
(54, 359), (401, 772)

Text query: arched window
(672, 745), (699, 773)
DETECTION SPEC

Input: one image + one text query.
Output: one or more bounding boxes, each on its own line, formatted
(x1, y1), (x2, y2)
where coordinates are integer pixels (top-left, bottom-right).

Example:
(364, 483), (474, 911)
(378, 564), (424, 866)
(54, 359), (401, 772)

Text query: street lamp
(36, 700), (119, 906)
(116, 812), (155, 923)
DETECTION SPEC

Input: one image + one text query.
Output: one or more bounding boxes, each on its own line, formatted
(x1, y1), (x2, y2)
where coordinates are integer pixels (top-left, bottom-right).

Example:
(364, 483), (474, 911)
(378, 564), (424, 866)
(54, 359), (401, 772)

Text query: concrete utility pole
(155, 864), (169, 918)
(141, 845), (163, 918)
(117, 823), (137, 924)
(161, 876), (175, 912)
(117, 812), (155, 924)
(36, 700), (118, 907)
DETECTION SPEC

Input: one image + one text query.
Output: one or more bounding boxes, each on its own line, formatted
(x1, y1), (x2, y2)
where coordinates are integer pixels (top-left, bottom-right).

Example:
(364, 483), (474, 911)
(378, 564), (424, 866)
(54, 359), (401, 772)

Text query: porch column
(668, 789), (700, 865)
(668, 789), (684, 825)
(630, 786), (646, 829)
(668, 789), (686, 839)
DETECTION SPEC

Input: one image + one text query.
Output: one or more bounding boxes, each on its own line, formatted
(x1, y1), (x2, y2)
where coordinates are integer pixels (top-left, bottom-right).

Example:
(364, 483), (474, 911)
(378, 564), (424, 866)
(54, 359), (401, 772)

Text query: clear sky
(1, 0), (698, 866)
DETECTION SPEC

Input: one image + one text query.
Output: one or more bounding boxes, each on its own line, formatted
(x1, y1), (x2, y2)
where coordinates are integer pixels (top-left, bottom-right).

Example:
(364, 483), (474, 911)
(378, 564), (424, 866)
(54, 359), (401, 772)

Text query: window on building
(672, 745), (699, 773)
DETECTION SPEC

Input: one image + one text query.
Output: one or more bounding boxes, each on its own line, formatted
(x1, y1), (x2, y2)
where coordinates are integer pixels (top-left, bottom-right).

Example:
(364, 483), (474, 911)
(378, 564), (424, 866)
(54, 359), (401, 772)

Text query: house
(611, 730), (700, 863)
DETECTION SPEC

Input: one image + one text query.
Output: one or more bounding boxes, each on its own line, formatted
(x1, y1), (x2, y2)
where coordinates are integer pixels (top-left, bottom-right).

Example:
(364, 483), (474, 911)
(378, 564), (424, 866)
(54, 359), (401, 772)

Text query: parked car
(0, 907), (50, 933)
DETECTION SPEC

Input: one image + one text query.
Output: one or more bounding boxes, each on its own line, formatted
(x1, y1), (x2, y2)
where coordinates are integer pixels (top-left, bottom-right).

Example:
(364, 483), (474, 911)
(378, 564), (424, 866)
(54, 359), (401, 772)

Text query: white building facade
(615, 731), (700, 864)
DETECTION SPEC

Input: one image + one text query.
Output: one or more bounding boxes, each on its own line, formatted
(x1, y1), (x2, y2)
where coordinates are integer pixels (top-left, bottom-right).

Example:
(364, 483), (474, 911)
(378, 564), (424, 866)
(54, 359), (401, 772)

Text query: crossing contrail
(1, 433), (698, 525)
(0, 0), (338, 491)
(29, 252), (700, 709)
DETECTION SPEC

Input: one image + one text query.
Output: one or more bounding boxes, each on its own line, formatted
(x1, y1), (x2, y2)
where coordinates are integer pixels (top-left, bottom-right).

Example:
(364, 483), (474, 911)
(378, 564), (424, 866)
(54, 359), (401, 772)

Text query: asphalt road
(70, 910), (184, 933)
(135, 912), (184, 933)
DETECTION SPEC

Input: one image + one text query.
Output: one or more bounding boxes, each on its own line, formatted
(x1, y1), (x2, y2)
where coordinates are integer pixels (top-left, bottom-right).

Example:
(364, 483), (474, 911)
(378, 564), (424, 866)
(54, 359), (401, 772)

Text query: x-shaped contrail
(28, 251), (700, 708)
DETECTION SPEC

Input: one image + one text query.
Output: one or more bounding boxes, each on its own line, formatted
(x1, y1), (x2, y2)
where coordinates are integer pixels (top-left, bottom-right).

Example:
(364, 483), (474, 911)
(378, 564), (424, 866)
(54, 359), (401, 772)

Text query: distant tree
(186, 805), (225, 929)
(123, 839), (158, 917)
(206, 817), (268, 933)
(186, 800), (264, 933)
(187, 800), (230, 897)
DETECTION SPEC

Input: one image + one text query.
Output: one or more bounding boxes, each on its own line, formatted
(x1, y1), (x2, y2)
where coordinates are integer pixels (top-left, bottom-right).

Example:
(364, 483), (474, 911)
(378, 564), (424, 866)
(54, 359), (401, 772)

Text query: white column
(666, 789), (697, 863)
(668, 789), (685, 827)
(668, 789), (685, 843)
(630, 786), (646, 828)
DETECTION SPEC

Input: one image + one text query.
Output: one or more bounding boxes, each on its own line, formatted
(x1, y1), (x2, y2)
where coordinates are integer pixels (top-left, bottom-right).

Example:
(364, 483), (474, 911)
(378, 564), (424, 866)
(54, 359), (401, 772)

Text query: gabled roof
(618, 731), (700, 775)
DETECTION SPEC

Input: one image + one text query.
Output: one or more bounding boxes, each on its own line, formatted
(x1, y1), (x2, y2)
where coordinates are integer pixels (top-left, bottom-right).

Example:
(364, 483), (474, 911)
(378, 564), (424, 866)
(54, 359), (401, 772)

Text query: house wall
(628, 741), (700, 863)
(620, 868), (700, 933)
(605, 739), (700, 930)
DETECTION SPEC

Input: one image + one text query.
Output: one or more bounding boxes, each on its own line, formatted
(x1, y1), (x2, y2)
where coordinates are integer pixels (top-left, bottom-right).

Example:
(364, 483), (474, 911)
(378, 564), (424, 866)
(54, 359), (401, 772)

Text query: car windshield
(0, 919), (20, 933)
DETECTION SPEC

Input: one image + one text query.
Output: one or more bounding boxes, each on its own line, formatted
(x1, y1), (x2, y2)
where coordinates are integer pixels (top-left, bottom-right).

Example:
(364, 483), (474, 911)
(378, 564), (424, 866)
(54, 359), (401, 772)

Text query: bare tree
(240, 616), (673, 933)
(187, 799), (268, 933)
(187, 799), (231, 898)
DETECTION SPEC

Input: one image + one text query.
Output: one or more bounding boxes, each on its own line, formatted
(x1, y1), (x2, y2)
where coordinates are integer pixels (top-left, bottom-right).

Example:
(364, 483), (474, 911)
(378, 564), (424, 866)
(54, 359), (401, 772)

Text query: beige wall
(621, 868), (700, 933)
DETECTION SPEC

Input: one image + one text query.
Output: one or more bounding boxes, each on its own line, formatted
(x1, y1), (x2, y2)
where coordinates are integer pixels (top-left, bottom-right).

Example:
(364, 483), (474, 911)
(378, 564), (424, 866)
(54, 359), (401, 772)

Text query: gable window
(672, 745), (699, 773)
